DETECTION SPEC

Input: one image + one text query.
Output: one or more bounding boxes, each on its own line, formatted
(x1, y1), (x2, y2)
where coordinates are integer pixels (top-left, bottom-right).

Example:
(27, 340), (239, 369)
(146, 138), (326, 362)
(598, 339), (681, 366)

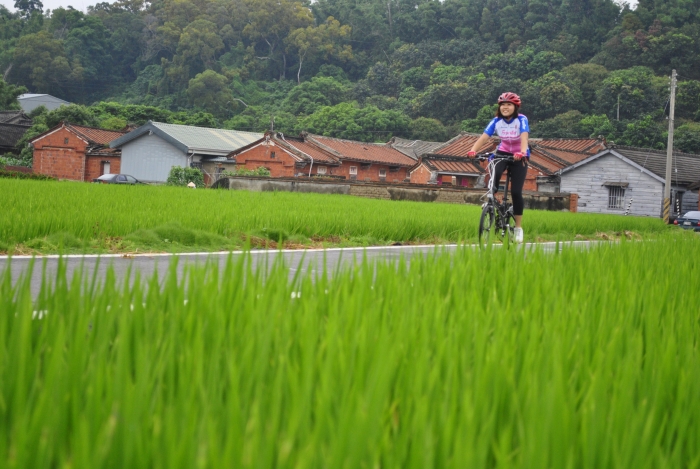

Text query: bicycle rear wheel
(479, 204), (495, 248)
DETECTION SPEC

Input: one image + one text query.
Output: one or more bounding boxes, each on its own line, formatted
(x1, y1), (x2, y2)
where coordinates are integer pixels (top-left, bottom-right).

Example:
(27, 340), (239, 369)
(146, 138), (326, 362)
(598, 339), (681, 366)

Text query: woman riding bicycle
(467, 92), (529, 244)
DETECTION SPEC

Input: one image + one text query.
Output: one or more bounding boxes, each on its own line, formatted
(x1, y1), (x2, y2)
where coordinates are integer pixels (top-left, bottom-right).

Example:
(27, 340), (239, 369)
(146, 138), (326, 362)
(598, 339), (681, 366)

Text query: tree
(281, 76), (349, 115)
(12, 31), (82, 95)
(0, 77), (26, 110)
(14, 0), (42, 17)
(409, 117), (448, 142)
(285, 16), (352, 84)
(242, 0), (314, 80)
(620, 114), (665, 149)
(675, 122), (700, 154)
(298, 102), (410, 142)
(186, 70), (234, 117)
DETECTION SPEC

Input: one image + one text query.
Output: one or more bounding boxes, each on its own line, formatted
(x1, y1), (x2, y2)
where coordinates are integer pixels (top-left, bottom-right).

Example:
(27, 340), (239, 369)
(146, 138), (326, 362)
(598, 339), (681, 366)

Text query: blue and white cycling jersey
(484, 114), (530, 156)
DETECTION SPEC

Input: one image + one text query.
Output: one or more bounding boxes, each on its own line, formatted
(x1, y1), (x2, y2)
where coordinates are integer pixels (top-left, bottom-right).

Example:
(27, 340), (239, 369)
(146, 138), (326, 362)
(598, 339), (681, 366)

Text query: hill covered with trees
(1, 0), (699, 154)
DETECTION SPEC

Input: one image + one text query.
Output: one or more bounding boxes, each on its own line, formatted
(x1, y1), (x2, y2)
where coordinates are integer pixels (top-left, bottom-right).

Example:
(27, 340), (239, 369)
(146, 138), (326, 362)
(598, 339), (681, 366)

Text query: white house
(559, 146), (700, 217)
(109, 121), (263, 184)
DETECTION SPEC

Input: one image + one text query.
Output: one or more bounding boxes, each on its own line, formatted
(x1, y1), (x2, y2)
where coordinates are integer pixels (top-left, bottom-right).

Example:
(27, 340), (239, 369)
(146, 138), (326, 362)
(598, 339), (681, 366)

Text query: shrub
(166, 166), (205, 188)
(222, 166), (271, 177)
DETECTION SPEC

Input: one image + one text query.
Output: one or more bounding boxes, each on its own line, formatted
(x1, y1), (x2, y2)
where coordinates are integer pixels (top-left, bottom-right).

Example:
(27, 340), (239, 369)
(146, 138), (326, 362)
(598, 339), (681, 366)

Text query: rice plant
(0, 179), (670, 254)
(2, 236), (699, 468)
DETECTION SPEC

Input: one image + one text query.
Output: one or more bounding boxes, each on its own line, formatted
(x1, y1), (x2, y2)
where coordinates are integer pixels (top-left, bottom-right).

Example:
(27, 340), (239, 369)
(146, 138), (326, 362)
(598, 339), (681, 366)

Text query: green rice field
(0, 179), (674, 254)
(2, 236), (700, 468)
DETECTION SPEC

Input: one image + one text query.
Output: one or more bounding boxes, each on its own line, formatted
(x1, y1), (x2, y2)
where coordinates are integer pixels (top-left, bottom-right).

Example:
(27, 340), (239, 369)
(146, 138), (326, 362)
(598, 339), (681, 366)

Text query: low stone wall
(216, 177), (572, 211)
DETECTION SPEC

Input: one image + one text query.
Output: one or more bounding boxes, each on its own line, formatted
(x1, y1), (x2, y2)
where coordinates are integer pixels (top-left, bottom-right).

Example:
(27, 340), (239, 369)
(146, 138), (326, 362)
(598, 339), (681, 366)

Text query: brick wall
(409, 164), (432, 184)
(234, 142), (300, 177)
(32, 127), (87, 181)
(85, 155), (121, 182)
(569, 193), (579, 213)
(333, 161), (409, 183)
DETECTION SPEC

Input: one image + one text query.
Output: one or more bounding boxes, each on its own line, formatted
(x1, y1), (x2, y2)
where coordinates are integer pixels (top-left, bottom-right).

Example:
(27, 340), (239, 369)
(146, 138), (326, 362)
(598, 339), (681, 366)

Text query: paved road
(0, 242), (597, 298)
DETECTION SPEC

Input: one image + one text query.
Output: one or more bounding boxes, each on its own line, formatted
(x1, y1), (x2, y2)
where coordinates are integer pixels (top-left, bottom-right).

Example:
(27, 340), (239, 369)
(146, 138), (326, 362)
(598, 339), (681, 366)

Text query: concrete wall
(120, 133), (187, 183)
(218, 176), (572, 211)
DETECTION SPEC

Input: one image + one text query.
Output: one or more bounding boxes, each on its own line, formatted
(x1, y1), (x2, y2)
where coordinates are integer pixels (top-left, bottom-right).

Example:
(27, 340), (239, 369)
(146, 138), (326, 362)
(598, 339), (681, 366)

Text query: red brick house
(228, 132), (416, 183)
(228, 132), (341, 178)
(304, 133), (416, 183)
(31, 122), (125, 181)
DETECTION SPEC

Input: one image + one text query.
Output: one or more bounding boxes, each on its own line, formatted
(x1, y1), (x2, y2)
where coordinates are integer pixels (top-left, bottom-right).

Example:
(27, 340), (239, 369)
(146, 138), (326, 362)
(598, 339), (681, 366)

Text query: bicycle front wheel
(504, 210), (516, 249)
(479, 204), (495, 248)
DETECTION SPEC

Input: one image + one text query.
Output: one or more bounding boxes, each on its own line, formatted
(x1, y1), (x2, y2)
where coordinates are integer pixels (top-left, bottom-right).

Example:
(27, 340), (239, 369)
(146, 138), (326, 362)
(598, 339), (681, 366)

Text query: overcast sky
(1, 0), (639, 14)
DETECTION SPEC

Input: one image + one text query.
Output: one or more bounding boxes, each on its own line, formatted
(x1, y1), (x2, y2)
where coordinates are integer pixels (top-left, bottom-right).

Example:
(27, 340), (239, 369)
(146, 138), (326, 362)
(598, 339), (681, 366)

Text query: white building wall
(561, 154), (663, 217)
(120, 133), (187, 183)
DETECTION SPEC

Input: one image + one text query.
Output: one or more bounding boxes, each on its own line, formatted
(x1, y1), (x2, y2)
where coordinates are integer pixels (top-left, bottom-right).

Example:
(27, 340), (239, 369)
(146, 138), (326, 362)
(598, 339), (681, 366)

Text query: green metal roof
(110, 121), (263, 156)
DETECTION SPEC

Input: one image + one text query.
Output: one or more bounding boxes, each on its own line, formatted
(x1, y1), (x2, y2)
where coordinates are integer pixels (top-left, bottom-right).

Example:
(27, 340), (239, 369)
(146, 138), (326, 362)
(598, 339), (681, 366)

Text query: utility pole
(663, 69), (677, 224)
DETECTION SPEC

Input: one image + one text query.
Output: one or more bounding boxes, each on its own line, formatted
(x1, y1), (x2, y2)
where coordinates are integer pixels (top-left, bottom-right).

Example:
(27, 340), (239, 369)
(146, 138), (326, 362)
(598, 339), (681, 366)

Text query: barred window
(608, 186), (625, 209)
(349, 166), (357, 175)
(316, 166), (327, 175)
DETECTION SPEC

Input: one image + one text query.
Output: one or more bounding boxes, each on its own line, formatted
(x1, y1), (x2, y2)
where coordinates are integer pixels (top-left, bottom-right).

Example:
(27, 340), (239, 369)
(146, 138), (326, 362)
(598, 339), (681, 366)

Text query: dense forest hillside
(1, 0), (700, 162)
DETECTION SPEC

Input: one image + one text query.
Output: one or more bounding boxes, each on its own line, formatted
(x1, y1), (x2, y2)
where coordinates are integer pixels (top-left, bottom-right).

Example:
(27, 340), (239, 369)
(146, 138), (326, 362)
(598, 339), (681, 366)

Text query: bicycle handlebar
(472, 153), (515, 162)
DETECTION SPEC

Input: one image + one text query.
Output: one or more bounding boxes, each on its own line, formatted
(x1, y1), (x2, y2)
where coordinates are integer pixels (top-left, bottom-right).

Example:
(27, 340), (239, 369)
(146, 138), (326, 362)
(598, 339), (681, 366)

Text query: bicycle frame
(476, 153), (516, 247)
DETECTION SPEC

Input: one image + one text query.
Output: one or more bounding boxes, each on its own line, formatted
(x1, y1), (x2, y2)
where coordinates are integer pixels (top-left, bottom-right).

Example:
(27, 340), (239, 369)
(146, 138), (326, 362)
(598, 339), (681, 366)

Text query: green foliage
(620, 115), (666, 149)
(0, 76), (26, 109)
(0, 169), (54, 180)
(281, 76), (349, 115)
(675, 122), (700, 154)
(186, 70), (234, 117)
(461, 104), (497, 133)
(409, 117), (448, 142)
(165, 166), (205, 188)
(222, 166), (271, 177)
(298, 102), (410, 142)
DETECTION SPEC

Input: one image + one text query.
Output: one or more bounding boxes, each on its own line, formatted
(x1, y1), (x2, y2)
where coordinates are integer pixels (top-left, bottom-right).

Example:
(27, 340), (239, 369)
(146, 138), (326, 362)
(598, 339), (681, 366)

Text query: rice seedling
(2, 236), (699, 468)
(0, 179), (672, 254)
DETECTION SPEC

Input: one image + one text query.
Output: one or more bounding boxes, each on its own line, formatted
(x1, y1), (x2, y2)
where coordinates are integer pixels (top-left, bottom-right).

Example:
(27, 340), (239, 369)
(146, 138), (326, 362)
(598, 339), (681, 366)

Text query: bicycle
(473, 152), (517, 249)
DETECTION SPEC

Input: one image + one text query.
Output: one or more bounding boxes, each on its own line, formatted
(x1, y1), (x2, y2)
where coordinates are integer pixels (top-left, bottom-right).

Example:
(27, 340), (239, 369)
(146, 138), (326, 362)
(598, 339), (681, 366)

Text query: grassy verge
(2, 237), (700, 467)
(0, 179), (679, 255)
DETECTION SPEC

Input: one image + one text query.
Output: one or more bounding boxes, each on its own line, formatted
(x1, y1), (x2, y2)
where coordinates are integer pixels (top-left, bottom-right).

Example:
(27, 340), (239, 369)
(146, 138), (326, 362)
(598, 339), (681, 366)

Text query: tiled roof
(423, 156), (484, 174)
(389, 137), (445, 160)
(281, 137), (339, 164)
(528, 151), (564, 175)
(531, 138), (607, 154)
(0, 111), (32, 125)
(612, 146), (700, 187)
(307, 134), (416, 167)
(67, 124), (126, 145)
(0, 123), (31, 150)
(434, 132), (499, 157)
(111, 121), (263, 156)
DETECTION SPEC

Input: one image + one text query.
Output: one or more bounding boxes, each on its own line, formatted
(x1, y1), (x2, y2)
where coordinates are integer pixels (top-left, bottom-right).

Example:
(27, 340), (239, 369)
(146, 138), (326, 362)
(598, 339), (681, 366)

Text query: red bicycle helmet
(497, 92), (521, 106)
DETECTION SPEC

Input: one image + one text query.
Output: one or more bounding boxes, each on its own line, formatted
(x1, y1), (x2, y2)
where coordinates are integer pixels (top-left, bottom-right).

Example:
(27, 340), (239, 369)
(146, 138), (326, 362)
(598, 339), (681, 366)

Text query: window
(270, 151), (276, 159)
(608, 186), (625, 209)
(349, 166), (357, 175)
(64, 138), (69, 144)
(190, 162), (203, 170)
(378, 169), (387, 178)
(317, 166), (327, 175)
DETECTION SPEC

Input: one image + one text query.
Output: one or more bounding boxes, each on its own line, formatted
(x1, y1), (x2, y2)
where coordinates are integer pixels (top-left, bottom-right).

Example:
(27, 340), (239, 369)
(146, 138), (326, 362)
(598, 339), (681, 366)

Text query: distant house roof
(560, 146), (700, 188)
(0, 110), (32, 126)
(31, 122), (126, 146)
(389, 137), (446, 160)
(228, 132), (341, 165)
(17, 94), (70, 112)
(0, 123), (32, 152)
(414, 155), (484, 175)
(110, 121), (264, 157)
(305, 134), (416, 167)
(433, 132), (499, 157)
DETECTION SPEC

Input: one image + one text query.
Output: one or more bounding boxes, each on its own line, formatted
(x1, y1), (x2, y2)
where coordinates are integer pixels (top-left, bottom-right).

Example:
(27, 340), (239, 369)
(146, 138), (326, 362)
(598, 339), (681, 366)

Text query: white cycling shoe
(514, 227), (524, 244)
